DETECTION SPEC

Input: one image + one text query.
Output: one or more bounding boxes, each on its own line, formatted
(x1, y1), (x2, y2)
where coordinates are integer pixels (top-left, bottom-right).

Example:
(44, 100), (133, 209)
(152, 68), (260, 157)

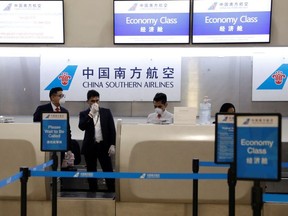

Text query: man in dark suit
(78, 90), (116, 192)
(33, 86), (72, 151)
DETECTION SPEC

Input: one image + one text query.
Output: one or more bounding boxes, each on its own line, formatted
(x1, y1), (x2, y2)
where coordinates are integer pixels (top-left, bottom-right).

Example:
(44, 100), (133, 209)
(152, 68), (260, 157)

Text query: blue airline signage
(235, 114), (281, 181)
(192, 0), (272, 43)
(215, 113), (234, 164)
(114, 0), (190, 43)
(41, 113), (68, 152)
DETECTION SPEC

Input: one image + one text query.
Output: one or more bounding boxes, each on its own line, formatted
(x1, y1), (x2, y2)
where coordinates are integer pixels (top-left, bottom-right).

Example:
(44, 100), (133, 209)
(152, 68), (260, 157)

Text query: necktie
(55, 107), (60, 112)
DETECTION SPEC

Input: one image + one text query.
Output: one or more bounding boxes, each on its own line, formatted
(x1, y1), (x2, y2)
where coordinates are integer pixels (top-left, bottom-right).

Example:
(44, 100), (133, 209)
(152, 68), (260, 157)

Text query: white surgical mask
(91, 103), (99, 112)
(59, 97), (66, 105)
(155, 108), (163, 115)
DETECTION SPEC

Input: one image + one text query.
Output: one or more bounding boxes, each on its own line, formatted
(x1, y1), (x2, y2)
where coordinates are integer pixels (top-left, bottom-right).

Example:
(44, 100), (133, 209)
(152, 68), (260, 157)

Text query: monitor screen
(114, 0), (190, 44)
(192, 0), (272, 44)
(0, 0), (64, 44)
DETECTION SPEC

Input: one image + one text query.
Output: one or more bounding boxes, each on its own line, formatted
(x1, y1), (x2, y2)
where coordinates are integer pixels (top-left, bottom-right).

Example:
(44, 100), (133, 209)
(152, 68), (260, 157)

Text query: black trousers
(84, 141), (115, 192)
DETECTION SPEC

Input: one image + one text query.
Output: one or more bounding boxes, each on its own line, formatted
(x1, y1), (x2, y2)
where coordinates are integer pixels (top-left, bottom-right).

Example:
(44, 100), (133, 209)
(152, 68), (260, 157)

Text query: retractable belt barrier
(0, 160), (53, 189)
(1, 161), (288, 188)
(1, 160), (288, 216)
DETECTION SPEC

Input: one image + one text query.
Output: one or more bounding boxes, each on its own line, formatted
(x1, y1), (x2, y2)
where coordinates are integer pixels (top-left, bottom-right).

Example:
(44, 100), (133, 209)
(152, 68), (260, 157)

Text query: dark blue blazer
(78, 107), (116, 155)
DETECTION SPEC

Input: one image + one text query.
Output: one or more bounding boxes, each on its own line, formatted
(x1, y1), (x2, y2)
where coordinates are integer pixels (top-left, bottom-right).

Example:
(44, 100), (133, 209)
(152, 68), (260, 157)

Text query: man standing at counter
(33, 87), (72, 147)
(78, 90), (116, 192)
(33, 87), (68, 121)
(147, 92), (174, 124)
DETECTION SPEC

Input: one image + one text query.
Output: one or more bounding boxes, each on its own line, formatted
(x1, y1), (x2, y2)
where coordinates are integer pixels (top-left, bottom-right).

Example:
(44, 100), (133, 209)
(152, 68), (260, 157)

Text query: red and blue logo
(257, 64), (288, 90)
(45, 65), (78, 90)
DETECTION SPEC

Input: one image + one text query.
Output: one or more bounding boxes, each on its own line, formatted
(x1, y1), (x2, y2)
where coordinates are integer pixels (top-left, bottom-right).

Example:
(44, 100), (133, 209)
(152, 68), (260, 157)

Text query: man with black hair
(78, 89), (116, 192)
(147, 92), (174, 124)
(33, 87), (67, 121)
(33, 86), (73, 156)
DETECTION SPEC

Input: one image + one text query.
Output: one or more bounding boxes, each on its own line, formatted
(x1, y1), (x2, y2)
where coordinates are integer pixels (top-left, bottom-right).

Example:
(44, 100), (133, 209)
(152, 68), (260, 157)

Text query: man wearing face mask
(33, 86), (73, 160)
(78, 90), (116, 193)
(147, 92), (174, 124)
(33, 87), (68, 121)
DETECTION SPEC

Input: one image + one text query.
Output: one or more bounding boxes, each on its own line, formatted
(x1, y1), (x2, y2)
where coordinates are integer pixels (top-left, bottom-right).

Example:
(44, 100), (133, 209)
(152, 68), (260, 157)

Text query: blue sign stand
(215, 113), (236, 216)
(215, 113), (235, 164)
(41, 112), (68, 216)
(41, 112), (68, 152)
(235, 113), (281, 216)
(235, 114), (281, 181)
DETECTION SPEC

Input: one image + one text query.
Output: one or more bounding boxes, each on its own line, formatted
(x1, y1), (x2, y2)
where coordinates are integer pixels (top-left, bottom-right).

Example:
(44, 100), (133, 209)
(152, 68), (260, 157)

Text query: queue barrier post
(252, 180), (263, 216)
(51, 152), (58, 216)
(192, 158), (199, 216)
(227, 163), (236, 216)
(20, 167), (30, 216)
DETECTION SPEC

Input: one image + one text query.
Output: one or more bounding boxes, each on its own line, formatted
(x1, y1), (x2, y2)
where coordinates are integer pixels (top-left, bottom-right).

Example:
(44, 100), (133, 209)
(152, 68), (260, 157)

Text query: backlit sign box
(114, 0), (190, 44)
(192, 0), (273, 44)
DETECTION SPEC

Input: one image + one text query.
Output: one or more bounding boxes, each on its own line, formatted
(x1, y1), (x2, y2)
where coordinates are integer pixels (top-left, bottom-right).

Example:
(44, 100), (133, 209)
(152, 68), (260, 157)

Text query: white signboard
(252, 56), (288, 101)
(0, 1), (64, 43)
(40, 48), (181, 101)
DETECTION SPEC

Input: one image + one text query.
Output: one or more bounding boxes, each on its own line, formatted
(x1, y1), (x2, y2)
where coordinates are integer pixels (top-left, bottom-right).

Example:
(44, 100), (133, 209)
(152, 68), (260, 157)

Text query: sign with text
(41, 112), (68, 151)
(0, 0), (64, 44)
(40, 48), (181, 101)
(192, 0), (272, 43)
(114, 0), (190, 44)
(215, 113), (235, 164)
(235, 114), (281, 181)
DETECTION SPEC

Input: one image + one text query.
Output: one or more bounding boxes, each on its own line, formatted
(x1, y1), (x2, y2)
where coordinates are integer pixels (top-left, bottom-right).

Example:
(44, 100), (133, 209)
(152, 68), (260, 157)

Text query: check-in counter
(116, 122), (253, 204)
(0, 123), (50, 200)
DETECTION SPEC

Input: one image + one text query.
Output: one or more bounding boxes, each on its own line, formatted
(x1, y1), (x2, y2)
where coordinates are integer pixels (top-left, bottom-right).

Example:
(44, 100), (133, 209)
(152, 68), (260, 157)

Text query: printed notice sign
(41, 112), (68, 151)
(235, 114), (281, 181)
(215, 113), (235, 164)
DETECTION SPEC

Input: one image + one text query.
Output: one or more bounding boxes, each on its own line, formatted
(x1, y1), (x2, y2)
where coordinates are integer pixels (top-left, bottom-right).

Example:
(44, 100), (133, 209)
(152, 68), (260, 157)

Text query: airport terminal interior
(2, 0), (288, 215)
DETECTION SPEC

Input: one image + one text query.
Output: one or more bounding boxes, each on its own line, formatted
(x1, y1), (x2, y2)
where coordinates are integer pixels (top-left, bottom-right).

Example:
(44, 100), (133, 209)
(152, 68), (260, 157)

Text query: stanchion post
(192, 158), (199, 216)
(251, 180), (263, 216)
(227, 163), (237, 216)
(20, 167), (30, 216)
(51, 152), (58, 216)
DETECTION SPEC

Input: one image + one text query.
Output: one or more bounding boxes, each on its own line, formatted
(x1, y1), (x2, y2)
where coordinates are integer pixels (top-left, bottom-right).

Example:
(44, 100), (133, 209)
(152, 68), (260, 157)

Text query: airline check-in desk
(116, 122), (252, 204)
(0, 122), (252, 203)
(1, 121), (288, 216)
(0, 123), (50, 200)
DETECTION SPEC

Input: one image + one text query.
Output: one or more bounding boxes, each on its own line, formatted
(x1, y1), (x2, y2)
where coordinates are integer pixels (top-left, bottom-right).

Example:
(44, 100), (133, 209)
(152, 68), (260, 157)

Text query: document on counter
(173, 107), (197, 125)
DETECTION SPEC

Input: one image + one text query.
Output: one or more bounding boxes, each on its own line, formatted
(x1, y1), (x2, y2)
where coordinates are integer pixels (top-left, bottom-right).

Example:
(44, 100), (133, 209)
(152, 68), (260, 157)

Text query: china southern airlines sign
(40, 48), (181, 102)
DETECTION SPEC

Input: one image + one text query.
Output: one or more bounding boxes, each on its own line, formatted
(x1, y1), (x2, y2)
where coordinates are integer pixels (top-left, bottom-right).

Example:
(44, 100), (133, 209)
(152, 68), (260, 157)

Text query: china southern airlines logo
(3, 3), (12, 11)
(44, 114), (51, 119)
(208, 2), (217, 10)
(128, 3), (138, 11)
(221, 116), (228, 122)
(257, 64), (288, 90)
(243, 118), (250, 125)
(45, 65), (78, 90)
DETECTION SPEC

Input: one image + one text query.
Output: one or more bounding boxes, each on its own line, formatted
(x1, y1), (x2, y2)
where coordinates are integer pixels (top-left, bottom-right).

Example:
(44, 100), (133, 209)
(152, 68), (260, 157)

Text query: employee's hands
(108, 145), (116, 157)
(89, 103), (99, 118)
